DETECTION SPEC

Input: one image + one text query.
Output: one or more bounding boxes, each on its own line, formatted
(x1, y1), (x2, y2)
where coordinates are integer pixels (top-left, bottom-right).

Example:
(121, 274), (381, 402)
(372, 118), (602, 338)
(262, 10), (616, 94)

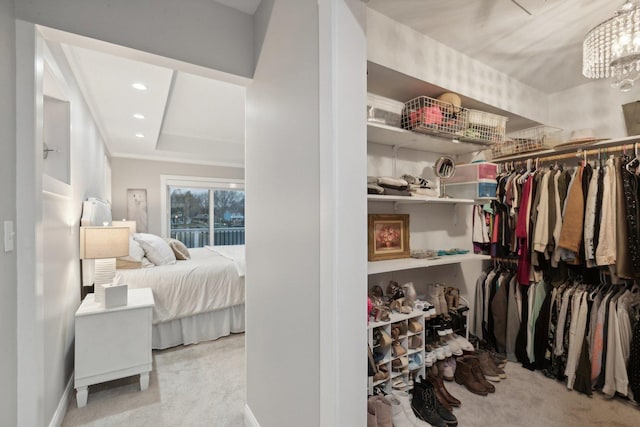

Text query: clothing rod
(535, 145), (629, 163)
(492, 135), (640, 163)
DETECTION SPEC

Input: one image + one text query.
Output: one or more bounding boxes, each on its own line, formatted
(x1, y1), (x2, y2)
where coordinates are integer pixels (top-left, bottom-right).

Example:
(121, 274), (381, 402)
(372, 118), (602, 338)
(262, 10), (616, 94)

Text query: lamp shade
(79, 226), (130, 259)
(113, 220), (137, 235)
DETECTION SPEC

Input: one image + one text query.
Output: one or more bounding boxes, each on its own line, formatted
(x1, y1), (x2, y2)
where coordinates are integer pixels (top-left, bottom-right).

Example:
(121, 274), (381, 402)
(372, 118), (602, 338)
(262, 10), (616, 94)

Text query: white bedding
(116, 247), (245, 324)
(205, 245), (246, 277)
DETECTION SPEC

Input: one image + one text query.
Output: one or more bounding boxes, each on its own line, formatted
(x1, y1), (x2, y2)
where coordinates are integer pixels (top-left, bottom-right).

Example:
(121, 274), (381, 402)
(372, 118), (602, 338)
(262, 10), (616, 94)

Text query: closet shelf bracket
(391, 143), (410, 177)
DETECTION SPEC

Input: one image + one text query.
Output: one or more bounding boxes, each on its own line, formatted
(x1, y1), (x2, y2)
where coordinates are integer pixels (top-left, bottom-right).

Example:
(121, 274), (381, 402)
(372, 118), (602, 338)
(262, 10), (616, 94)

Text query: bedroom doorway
(16, 21), (250, 426)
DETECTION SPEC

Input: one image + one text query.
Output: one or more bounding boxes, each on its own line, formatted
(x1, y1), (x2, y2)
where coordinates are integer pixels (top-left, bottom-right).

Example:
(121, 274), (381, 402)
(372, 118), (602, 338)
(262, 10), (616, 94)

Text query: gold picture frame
(368, 214), (410, 261)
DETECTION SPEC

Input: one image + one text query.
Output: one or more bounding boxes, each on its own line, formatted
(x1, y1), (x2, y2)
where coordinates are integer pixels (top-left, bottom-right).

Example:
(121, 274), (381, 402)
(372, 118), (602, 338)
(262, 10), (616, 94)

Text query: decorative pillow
(164, 238), (191, 260)
(116, 257), (155, 269)
(133, 233), (176, 266)
(117, 236), (145, 263)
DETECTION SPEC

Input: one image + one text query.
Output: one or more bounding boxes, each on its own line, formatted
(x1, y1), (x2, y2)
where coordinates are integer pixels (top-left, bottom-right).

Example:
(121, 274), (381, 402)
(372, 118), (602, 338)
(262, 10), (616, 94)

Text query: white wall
(367, 8), (549, 126)
(547, 79), (640, 140)
(247, 1), (367, 425)
(15, 0), (254, 79)
(41, 38), (111, 425)
(0, 0), (17, 426)
(110, 157), (244, 236)
(246, 0), (321, 424)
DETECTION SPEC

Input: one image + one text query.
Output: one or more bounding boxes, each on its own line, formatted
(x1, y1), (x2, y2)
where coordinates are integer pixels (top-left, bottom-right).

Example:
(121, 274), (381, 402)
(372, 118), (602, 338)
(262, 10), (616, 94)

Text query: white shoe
(425, 350), (436, 367)
(435, 345), (446, 360)
(444, 336), (463, 356)
(391, 391), (432, 427)
(452, 333), (474, 352)
(441, 343), (452, 358)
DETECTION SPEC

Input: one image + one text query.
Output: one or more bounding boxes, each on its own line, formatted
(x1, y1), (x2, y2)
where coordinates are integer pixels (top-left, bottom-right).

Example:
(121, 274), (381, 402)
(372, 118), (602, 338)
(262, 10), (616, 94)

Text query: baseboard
(244, 403), (261, 427)
(49, 372), (74, 427)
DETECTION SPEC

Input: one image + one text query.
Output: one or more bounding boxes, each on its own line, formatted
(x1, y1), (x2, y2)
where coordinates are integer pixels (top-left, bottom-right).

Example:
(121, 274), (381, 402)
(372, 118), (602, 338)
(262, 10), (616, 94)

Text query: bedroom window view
(169, 186), (245, 248)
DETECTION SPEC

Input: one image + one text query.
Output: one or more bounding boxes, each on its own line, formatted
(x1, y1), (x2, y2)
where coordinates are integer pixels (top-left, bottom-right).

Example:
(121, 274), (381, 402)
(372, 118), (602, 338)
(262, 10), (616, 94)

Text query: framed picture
(368, 214), (410, 261)
(127, 188), (148, 233)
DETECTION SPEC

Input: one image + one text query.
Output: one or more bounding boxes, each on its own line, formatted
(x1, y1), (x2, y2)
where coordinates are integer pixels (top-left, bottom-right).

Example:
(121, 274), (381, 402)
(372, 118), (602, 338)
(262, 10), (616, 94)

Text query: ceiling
(46, 0), (622, 167)
(59, 43), (246, 167)
(367, 0), (621, 94)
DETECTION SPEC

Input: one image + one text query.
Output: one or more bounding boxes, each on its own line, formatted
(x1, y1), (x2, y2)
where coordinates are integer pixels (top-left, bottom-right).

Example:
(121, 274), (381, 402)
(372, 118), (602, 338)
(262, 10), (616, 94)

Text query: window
(161, 176), (244, 248)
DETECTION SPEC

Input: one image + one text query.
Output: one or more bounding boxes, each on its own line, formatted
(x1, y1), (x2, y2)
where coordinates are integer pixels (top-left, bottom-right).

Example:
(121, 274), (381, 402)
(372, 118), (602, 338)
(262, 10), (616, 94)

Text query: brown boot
(454, 357), (489, 396)
(476, 351), (504, 382)
(466, 356), (495, 393)
(428, 372), (461, 407)
(432, 381), (453, 412)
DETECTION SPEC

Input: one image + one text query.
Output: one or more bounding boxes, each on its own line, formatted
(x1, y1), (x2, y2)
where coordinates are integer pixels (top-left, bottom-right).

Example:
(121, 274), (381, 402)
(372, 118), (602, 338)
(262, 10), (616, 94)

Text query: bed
(80, 198), (245, 349)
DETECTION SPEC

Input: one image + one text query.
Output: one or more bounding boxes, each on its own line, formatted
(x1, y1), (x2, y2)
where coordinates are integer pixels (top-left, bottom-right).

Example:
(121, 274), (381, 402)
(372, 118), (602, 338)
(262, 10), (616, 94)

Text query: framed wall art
(127, 188), (148, 233)
(368, 214), (410, 261)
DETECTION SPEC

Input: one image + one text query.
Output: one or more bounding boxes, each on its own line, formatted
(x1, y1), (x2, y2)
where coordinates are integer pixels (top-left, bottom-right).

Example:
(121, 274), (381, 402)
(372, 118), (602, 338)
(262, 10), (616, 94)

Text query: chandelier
(583, 1), (640, 92)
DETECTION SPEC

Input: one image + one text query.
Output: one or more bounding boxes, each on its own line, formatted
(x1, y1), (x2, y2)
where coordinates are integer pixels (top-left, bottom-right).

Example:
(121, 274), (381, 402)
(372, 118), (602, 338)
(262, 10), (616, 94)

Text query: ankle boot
(427, 373), (461, 407)
(413, 378), (458, 427)
(475, 351), (503, 382)
(410, 383), (447, 427)
(454, 357), (488, 396)
(417, 375), (452, 412)
(465, 356), (495, 393)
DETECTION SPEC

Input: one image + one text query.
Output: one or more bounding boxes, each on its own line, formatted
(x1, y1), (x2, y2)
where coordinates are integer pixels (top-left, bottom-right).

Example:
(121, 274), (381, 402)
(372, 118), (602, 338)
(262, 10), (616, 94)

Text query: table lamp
(79, 226), (129, 306)
(113, 219), (137, 235)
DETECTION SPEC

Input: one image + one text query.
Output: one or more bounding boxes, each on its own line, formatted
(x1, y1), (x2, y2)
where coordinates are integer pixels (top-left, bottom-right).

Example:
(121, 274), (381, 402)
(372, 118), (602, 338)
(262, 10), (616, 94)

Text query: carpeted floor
(62, 333), (246, 427)
(445, 361), (639, 427)
(62, 333), (639, 426)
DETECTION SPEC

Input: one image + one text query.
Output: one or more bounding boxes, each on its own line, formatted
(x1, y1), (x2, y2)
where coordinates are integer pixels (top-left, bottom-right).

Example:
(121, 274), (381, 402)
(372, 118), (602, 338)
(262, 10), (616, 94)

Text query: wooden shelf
(368, 253), (491, 275)
(367, 122), (493, 155)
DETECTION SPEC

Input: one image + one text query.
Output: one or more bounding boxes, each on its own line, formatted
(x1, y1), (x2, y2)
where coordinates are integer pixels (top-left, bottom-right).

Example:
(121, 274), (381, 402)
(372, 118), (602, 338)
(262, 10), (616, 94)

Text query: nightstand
(74, 287), (155, 408)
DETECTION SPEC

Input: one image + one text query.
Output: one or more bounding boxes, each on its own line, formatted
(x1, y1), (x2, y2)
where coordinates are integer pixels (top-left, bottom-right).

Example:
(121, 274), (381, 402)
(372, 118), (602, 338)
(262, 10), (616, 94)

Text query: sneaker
(443, 336), (463, 356)
(425, 348), (436, 367)
(441, 343), (452, 358)
(434, 345), (446, 361)
(452, 333), (475, 352)
(409, 353), (423, 371)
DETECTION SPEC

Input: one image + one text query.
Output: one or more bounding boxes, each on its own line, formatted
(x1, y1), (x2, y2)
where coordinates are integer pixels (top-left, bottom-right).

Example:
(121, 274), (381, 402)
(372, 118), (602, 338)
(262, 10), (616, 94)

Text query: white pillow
(133, 233), (176, 266)
(118, 236), (145, 263)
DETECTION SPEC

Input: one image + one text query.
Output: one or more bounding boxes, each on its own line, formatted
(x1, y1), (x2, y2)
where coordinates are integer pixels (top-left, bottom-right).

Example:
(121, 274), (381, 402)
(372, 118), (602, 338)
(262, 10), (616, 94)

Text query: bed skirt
(152, 304), (245, 349)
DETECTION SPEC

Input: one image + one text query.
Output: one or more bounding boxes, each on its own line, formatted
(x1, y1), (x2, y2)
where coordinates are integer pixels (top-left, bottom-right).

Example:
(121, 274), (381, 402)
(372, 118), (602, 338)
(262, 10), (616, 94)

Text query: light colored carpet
(62, 333), (246, 427)
(445, 362), (639, 427)
(62, 332), (640, 426)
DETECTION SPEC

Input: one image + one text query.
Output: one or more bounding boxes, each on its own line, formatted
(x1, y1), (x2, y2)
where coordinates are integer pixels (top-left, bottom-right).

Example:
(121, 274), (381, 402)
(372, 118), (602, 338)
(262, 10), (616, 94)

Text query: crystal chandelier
(583, 1), (640, 92)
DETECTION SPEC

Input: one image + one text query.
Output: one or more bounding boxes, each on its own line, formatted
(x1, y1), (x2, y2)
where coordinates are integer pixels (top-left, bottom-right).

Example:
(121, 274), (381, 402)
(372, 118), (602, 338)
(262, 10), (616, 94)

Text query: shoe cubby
(368, 309), (426, 395)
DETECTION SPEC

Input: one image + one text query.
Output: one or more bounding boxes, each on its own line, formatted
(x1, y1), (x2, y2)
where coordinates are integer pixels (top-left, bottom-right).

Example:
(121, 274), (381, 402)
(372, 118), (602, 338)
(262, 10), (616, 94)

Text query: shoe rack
(368, 309), (425, 395)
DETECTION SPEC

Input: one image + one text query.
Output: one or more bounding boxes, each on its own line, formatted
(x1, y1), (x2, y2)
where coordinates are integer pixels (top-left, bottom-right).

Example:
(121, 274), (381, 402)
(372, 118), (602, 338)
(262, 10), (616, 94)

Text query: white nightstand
(74, 287), (155, 408)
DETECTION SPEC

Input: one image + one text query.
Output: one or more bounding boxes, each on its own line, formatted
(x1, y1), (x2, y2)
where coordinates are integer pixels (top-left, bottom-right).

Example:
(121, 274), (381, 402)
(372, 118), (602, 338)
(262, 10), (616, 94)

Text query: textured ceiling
(367, 0), (620, 93)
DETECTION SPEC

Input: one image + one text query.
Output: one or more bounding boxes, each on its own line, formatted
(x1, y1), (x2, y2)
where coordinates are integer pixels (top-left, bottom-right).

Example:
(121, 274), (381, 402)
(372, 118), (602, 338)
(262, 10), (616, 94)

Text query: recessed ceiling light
(132, 82), (147, 91)
(135, 133), (145, 138)
(133, 113), (145, 119)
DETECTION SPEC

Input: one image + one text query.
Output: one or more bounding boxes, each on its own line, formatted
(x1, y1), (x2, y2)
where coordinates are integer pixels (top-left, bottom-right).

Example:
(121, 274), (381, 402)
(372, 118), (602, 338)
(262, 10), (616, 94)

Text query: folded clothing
(378, 176), (409, 190)
(413, 188), (438, 197)
(383, 188), (412, 197)
(367, 176), (379, 184)
(368, 184), (384, 194)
